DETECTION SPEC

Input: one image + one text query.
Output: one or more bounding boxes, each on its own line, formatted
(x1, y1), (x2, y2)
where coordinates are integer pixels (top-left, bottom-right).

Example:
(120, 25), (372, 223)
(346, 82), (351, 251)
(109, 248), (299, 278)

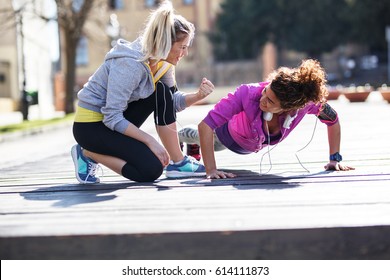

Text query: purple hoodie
(203, 82), (337, 153)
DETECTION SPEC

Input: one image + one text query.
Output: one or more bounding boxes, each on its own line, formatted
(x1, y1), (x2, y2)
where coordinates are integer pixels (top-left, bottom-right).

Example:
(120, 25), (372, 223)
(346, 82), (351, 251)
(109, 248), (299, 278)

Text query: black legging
(73, 82), (176, 182)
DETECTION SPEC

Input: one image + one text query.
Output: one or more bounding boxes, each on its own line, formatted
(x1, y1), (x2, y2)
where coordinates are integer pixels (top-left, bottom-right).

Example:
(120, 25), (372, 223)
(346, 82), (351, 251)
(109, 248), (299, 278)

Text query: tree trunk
(55, 0), (98, 114)
(64, 30), (77, 114)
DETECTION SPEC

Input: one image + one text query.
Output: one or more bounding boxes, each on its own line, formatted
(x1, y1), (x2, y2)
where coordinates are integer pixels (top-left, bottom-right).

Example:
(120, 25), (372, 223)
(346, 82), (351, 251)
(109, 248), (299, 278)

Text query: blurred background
(0, 0), (389, 124)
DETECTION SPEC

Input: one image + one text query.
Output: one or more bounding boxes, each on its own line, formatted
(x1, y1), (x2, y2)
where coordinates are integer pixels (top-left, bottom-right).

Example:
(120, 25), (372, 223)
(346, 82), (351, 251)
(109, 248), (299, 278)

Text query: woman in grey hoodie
(71, 0), (213, 183)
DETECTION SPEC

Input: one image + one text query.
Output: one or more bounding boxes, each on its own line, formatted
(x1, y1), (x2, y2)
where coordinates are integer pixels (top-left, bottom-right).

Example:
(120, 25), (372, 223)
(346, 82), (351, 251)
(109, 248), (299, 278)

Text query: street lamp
(17, 9), (29, 120)
(386, 26), (390, 82)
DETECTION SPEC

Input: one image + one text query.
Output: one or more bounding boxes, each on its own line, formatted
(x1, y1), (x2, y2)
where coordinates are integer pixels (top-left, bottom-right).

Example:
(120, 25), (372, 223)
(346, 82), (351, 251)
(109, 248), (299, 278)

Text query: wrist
(196, 91), (206, 100)
(144, 134), (157, 146)
(329, 152), (342, 162)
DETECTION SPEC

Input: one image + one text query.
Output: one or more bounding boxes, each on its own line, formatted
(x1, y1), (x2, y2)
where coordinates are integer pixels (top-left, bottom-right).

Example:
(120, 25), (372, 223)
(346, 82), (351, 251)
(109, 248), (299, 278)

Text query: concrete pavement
(1, 91), (390, 259)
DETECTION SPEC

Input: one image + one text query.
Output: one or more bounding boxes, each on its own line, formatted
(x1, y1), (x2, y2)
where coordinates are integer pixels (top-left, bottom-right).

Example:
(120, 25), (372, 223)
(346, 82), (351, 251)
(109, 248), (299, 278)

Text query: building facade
(0, 0), (60, 120)
(76, 0), (223, 89)
(2, 0), (263, 119)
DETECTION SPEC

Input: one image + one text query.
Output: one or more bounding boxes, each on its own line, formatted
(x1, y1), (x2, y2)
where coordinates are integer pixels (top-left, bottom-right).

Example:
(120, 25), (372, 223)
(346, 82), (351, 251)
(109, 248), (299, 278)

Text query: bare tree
(55, 0), (100, 114)
(2, 0), (107, 117)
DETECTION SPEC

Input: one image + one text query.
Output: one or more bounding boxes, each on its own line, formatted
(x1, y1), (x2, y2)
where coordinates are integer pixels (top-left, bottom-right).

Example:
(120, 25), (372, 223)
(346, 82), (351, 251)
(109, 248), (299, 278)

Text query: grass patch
(0, 113), (74, 134)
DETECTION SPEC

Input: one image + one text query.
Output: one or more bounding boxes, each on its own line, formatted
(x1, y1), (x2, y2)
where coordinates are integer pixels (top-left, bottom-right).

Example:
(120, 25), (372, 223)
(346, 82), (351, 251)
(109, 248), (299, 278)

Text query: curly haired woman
(179, 59), (354, 179)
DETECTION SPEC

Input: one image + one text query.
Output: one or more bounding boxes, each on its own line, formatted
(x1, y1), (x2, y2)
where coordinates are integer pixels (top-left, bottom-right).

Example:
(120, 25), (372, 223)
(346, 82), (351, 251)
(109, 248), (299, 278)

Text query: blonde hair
(141, 0), (195, 62)
(267, 59), (328, 110)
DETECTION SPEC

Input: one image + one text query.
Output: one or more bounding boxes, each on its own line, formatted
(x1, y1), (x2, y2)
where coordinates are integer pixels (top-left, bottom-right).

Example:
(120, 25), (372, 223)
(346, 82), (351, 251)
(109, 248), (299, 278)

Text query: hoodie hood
(104, 38), (144, 61)
(76, 37), (187, 135)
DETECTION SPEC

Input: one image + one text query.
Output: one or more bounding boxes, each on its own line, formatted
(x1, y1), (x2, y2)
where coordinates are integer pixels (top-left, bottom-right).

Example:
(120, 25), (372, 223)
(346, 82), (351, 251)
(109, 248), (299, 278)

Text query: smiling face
(259, 85), (284, 114)
(164, 36), (190, 66)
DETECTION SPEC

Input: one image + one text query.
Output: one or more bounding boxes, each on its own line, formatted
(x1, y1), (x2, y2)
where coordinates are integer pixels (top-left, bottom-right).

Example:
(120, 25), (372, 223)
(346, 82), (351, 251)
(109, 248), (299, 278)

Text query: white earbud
(263, 112), (273, 121)
(283, 112), (298, 129)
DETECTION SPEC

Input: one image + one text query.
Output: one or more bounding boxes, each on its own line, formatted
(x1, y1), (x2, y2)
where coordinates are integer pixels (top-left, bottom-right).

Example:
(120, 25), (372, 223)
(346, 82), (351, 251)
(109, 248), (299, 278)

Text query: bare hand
(148, 140), (170, 167)
(324, 161), (355, 171)
(207, 169), (236, 179)
(197, 78), (215, 99)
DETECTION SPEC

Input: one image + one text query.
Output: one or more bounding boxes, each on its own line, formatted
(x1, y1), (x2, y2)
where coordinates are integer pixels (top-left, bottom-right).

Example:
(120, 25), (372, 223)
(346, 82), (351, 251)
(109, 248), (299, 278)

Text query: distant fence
(212, 60), (263, 86)
(176, 60), (263, 87)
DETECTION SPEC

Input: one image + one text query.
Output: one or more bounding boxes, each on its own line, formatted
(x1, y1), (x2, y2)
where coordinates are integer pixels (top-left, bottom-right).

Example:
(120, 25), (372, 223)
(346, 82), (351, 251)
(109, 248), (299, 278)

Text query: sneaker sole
(165, 170), (206, 178)
(71, 145), (100, 184)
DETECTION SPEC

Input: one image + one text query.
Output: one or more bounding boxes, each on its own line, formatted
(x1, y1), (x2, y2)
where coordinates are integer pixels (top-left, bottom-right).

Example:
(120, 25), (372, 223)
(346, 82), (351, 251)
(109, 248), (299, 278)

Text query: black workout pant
(73, 82), (176, 182)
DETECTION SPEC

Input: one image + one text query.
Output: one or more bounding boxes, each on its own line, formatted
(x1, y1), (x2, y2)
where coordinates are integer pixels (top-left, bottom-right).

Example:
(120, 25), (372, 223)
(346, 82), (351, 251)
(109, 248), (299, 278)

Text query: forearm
(327, 121), (341, 155)
(184, 91), (206, 107)
(123, 121), (170, 167)
(198, 121), (217, 173)
(324, 120), (355, 171)
(124, 122), (155, 147)
(184, 78), (214, 107)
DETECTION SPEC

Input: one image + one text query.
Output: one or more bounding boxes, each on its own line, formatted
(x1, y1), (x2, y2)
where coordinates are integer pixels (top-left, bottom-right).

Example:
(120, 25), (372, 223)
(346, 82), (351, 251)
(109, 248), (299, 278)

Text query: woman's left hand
(324, 161), (355, 171)
(197, 77), (214, 99)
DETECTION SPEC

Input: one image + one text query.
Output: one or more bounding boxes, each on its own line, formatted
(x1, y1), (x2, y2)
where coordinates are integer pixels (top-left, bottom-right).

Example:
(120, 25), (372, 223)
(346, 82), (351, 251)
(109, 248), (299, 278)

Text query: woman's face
(259, 85), (283, 114)
(165, 36), (190, 65)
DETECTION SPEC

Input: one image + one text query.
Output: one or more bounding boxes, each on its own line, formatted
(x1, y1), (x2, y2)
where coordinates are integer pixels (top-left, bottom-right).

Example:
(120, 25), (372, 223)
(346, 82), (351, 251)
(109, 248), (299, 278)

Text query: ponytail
(141, 0), (195, 62)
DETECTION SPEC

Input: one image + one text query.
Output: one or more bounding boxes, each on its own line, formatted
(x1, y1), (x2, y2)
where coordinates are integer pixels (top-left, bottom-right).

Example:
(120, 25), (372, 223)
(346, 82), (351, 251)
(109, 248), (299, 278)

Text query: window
(76, 36), (88, 66)
(183, 0), (193, 5)
(145, 0), (160, 8)
(109, 0), (124, 10)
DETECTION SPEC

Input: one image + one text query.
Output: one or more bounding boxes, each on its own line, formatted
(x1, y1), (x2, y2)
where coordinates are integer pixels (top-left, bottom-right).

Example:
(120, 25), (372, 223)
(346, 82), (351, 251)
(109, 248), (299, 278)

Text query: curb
(0, 121), (73, 144)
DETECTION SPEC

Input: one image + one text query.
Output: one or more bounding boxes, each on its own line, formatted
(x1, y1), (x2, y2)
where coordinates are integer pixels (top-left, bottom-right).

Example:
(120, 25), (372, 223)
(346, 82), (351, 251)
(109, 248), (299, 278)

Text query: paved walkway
(1, 92), (390, 259)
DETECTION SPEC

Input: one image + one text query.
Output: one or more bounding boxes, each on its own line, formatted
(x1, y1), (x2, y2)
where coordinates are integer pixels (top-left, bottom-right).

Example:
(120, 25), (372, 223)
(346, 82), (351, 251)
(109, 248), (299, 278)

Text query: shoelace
(186, 155), (201, 172)
(84, 161), (103, 184)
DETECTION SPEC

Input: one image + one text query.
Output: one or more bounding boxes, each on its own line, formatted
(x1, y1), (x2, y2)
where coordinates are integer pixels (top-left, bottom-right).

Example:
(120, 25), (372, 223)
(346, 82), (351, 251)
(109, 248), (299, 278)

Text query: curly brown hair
(267, 59), (328, 111)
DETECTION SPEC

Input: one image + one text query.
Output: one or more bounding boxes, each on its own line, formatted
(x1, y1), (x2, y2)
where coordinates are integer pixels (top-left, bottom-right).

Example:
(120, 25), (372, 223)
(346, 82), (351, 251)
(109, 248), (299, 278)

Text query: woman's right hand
(197, 77), (215, 99)
(124, 123), (170, 167)
(147, 139), (170, 167)
(207, 169), (236, 179)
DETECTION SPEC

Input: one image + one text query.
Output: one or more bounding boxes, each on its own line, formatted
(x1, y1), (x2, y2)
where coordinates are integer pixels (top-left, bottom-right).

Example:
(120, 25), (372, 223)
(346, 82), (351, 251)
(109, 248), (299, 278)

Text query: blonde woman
(71, 0), (213, 183)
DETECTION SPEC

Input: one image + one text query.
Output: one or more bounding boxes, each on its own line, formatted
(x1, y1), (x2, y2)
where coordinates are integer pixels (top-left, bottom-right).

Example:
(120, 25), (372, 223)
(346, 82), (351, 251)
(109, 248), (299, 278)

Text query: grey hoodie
(77, 38), (187, 134)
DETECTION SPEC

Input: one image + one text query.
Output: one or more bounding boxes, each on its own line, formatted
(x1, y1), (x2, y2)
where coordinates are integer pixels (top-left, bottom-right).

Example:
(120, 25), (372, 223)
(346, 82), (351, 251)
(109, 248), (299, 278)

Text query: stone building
(0, 0), (60, 121)
(75, 0), (223, 90)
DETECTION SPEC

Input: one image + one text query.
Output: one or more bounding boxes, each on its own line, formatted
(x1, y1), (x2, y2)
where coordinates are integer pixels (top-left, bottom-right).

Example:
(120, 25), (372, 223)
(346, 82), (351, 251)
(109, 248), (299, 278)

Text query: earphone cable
(294, 117), (319, 173)
(259, 121), (272, 175)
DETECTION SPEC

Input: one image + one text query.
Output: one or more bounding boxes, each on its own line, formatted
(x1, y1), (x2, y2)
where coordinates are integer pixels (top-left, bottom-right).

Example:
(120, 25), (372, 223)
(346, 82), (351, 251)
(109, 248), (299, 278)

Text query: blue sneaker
(71, 144), (100, 184)
(165, 155), (206, 178)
